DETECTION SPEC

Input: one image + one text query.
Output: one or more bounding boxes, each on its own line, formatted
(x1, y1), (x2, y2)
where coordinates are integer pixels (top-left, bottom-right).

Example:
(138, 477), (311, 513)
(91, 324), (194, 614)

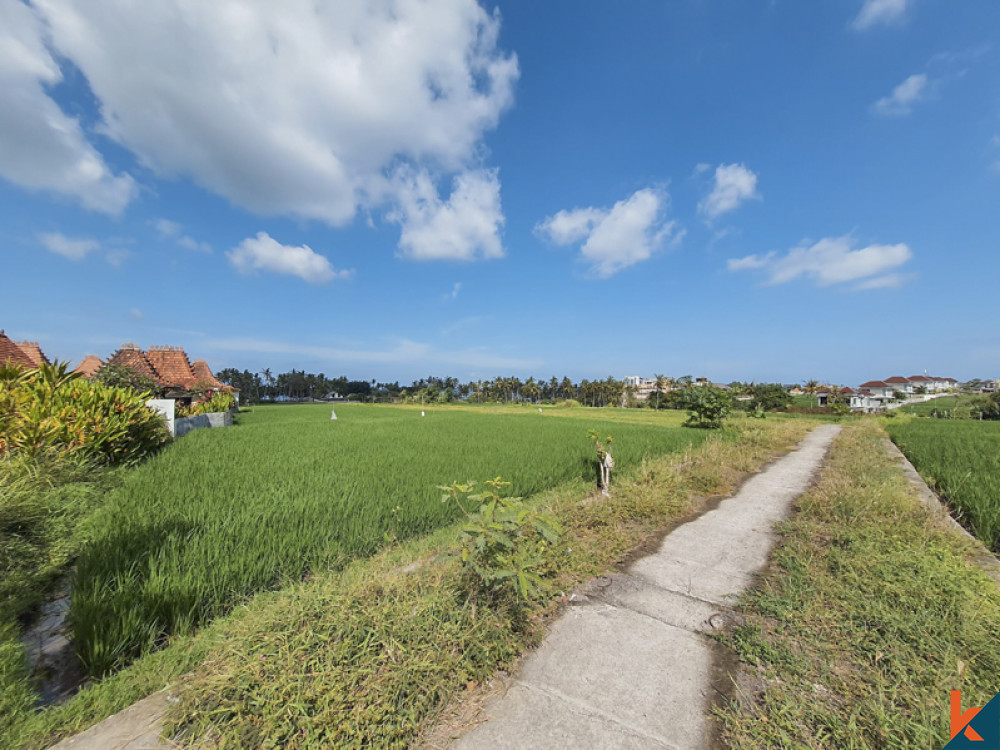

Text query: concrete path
(451, 424), (842, 750)
(47, 691), (174, 750)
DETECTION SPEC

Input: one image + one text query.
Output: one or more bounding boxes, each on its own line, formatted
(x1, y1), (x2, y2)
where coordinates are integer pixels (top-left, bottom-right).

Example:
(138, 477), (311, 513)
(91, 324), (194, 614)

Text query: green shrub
(440, 477), (562, 607)
(680, 386), (732, 429)
(0, 362), (169, 466)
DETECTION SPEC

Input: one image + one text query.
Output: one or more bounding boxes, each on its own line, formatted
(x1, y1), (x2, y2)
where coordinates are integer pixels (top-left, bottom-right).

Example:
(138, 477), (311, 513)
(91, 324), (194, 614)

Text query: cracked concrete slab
(452, 423), (841, 750)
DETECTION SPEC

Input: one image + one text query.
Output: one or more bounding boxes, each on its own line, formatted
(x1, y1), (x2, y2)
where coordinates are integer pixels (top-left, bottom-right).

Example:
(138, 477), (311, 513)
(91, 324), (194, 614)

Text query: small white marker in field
(421, 410), (425, 417)
(331, 409), (337, 420)
(538, 407), (543, 413)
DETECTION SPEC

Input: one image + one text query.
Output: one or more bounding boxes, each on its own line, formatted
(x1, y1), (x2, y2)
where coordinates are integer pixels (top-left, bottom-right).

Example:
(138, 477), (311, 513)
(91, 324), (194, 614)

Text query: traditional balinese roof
(74, 354), (103, 379)
(191, 359), (224, 389)
(0, 332), (36, 368)
(146, 346), (198, 390)
(106, 343), (160, 381)
(859, 380), (889, 388)
(884, 376), (910, 384)
(15, 341), (49, 366)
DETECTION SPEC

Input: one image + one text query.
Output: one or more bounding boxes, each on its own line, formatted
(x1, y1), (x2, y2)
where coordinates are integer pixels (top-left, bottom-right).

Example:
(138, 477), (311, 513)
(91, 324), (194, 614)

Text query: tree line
(214, 368), (797, 413)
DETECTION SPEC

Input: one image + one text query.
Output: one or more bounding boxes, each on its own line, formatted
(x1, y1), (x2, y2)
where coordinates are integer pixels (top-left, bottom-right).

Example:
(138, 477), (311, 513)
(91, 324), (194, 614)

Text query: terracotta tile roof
(0, 332), (36, 368)
(859, 380), (889, 388)
(15, 341), (49, 366)
(908, 375), (932, 381)
(106, 343), (160, 381)
(74, 354), (103, 379)
(146, 346), (198, 389)
(885, 376), (910, 384)
(191, 359), (223, 389)
(839, 387), (855, 394)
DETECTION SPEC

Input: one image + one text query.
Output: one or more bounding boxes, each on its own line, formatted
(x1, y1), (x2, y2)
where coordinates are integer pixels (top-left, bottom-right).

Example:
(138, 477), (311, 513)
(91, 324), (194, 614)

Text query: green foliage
(748, 383), (792, 412)
(176, 390), (235, 418)
(69, 404), (707, 675)
(680, 386), (732, 429)
(586, 429), (612, 460)
(887, 419), (1000, 551)
(95, 364), (161, 396)
(829, 401), (850, 416)
(1, 362), (169, 466)
(441, 477), (562, 606)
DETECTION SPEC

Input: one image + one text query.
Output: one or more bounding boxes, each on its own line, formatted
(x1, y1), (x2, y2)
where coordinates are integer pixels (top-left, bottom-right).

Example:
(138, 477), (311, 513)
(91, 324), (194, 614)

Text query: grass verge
(716, 420), (1000, 749)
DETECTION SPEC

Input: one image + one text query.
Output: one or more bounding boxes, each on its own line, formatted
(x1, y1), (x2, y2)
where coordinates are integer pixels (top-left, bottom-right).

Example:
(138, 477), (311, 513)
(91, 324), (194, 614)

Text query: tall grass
(886, 419), (1000, 552)
(71, 404), (707, 674)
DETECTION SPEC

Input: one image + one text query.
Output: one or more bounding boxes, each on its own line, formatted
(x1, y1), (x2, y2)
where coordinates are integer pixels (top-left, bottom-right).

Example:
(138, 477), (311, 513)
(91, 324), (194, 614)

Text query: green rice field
(887, 419), (1000, 553)
(897, 395), (969, 416)
(71, 404), (708, 674)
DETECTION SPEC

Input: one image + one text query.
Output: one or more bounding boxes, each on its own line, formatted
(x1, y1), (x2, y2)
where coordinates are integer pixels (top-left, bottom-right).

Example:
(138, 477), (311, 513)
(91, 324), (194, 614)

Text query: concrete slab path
(451, 423), (841, 750)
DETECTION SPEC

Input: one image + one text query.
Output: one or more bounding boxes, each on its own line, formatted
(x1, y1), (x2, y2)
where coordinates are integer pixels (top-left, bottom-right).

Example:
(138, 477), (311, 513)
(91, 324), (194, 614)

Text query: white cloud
(129, 307), (143, 319)
(227, 232), (352, 284)
(852, 0), (911, 31)
(698, 163), (760, 221)
(872, 74), (928, 116)
(443, 282), (462, 301)
(153, 219), (181, 238)
(153, 217), (212, 252)
(728, 235), (913, 289)
(31, 0), (518, 239)
(0, 0), (136, 214)
(390, 168), (504, 261)
(177, 235), (212, 254)
(535, 188), (677, 278)
(39, 232), (99, 260)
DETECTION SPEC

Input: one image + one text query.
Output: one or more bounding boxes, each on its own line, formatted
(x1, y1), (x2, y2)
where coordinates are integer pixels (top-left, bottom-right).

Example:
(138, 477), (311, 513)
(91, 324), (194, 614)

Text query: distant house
(858, 381), (895, 400)
(884, 376), (913, 395)
(74, 355), (103, 379)
(15, 341), (49, 367)
(105, 343), (234, 401)
(0, 332), (38, 369)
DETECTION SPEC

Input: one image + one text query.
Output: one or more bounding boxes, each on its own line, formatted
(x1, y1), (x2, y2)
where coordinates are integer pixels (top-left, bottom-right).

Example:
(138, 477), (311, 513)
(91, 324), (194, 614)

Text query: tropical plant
(680, 386), (731, 429)
(440, 477), (562, 606)
(0, 361), (169, 465)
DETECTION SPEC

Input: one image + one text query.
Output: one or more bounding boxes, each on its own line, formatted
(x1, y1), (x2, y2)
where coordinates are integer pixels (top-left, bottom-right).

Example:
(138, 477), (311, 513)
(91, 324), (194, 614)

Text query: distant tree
(96, 364), (162, 396)
(680, 386), (731, 428)
(749, 383), (792, 412)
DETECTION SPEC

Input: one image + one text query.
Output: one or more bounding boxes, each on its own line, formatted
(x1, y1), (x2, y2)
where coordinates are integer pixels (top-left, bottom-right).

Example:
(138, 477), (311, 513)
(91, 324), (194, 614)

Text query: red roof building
(191, 359), (224, 389)
(0, 332), (36, 369)
(74, 355), (103, 379)
(15, 341), (49, 367)
(145, 346), (199, 390)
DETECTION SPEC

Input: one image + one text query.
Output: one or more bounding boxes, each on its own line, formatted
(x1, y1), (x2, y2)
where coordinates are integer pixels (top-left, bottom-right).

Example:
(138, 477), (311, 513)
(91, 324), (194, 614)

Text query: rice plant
(887, 419), (1000, 552)
(71, 404), (707, 674)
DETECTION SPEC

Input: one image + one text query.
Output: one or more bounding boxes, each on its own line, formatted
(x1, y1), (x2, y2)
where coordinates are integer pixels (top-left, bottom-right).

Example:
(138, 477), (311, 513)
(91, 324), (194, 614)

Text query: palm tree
(654, 373), (667, 409)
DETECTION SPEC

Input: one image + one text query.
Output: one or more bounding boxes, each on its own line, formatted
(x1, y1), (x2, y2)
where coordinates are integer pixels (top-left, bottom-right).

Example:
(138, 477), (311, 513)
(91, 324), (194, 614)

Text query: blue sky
(1, 0), (998, 386)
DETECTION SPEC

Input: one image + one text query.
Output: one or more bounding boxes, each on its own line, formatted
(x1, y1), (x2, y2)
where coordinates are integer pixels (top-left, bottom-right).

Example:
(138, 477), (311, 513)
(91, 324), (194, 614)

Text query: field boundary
(883, 437), (1000, 584)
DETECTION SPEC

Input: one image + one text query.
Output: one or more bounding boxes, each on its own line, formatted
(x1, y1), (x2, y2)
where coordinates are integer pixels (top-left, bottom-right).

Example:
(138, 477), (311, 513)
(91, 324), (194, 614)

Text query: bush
(0, 362), (169, 466)
(176, 391), (235, 418)
(680, 386), (732, 429)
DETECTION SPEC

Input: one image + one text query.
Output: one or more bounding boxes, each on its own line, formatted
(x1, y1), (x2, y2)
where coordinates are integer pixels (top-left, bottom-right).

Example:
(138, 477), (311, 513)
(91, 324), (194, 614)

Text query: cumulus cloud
(536, 188), (678, 278)
(698, 163), (760, 221)
(852, 0), (911, 30)
(30, 0), (518, 249)
(727, 235), (913, 290)
(0, 0), (136, 214)
(390, 168), (504, 261)
(39, 232), (99, 260)
(872, 74), (928, 116)
(227, 232), (352, 284)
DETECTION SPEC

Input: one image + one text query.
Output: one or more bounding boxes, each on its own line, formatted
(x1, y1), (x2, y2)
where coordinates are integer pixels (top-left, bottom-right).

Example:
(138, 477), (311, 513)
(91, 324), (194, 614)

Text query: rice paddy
(71, 403), (708, 674)
(886, 419), (1000, 553)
